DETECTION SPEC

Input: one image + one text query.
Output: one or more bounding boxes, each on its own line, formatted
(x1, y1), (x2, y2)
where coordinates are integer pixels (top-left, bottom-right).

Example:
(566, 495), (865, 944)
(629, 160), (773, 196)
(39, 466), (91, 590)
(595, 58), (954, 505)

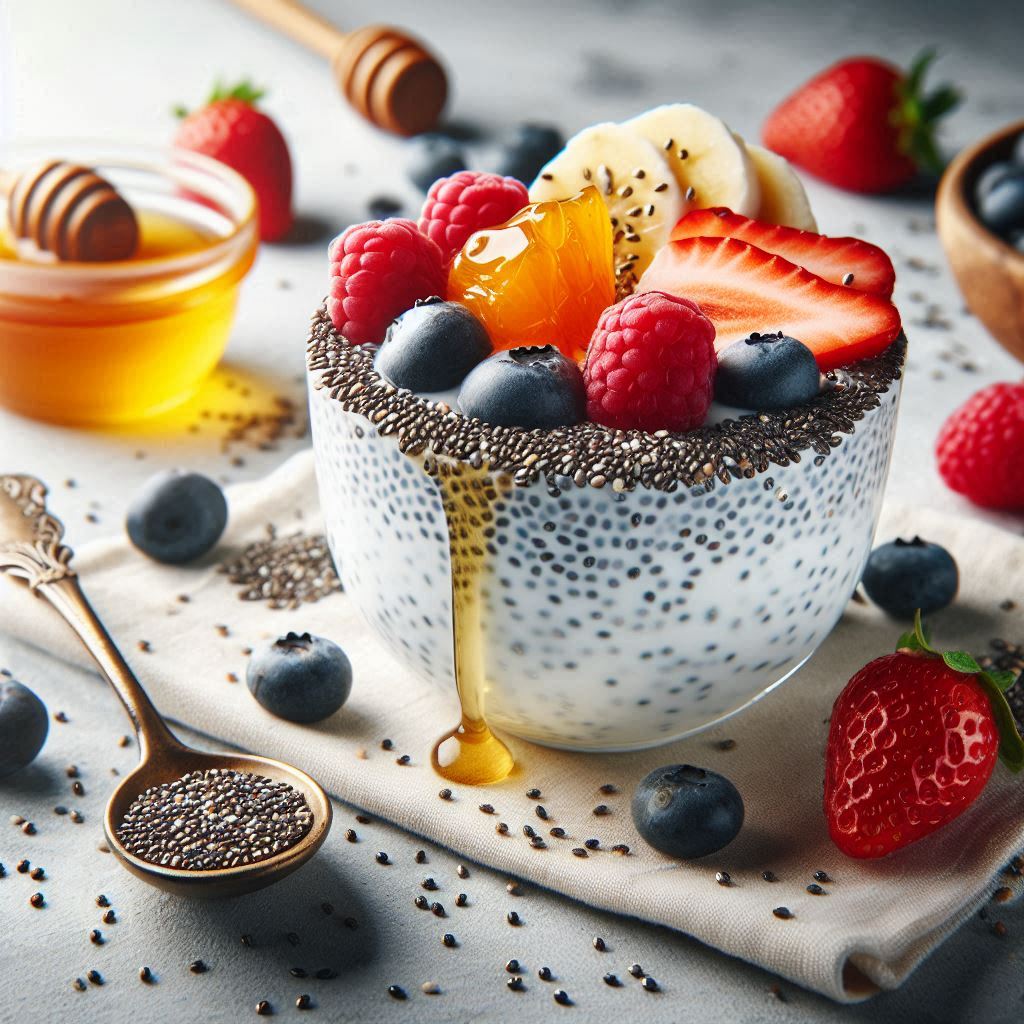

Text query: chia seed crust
(308, 305), (906, 494)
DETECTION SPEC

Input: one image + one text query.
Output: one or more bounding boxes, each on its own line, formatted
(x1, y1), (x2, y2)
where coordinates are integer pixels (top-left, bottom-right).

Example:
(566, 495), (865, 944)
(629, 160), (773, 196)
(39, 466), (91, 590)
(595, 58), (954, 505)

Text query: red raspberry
(418, 171), (529, 262)
(583, 292), (717, 433)
(328, 219), (445, 345)
(935, 382), (1024, 510)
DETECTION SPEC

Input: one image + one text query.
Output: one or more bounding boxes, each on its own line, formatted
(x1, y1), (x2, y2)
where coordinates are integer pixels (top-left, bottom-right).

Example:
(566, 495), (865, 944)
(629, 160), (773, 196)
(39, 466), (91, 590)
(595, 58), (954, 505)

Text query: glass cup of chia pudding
(307, 307), (905, 761)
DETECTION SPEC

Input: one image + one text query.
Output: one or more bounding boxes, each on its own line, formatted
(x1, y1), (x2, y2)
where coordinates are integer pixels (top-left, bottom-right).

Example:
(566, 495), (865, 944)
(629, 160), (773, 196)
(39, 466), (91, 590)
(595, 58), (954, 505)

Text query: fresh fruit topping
(527, 122), (685, 296)
(328, 219), (446, 345)
(715, 332), (820, 410)
(247, 632), (352, 724)
(418, 171), (530, 263)
(825, 614), (1022, 859)
(376, 297), (492, 392)
(861, 537), (959, 618)
(447, 187), (615, 362)
(623, 104), (760, 217)
(407, 133), (467, 192)
(583, 291), (717, 433)
(669, 208), (896, 297)
(631, 764), (744, 860)
(976, 166), (1024, 237)
(493, 123), (564, 185)
(367, 196), (404, 221)
(174, 80), (293, 242)
(762, 51), (961, 194)
(637, 237), (902, 371)
(126, 470), (228, 564)
(0, 680), (48, 778)
(935, 382), (1024, 510)
(742, 142), (817, 231)
(458, 346), (586, 429)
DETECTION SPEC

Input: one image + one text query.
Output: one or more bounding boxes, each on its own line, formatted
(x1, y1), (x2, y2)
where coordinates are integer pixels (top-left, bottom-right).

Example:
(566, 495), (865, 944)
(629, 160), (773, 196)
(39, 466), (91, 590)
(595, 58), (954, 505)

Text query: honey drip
(430, 459), (515, 785)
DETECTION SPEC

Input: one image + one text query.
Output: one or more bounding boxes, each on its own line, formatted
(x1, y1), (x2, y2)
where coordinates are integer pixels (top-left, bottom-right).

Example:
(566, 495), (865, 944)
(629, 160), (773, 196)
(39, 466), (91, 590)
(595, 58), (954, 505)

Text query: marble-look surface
(1, 1), (1022, 1021)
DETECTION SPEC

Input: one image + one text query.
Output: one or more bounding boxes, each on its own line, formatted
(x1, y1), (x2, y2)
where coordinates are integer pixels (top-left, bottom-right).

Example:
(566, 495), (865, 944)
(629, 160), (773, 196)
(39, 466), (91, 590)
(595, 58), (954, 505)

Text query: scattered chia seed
(993, 921), (1008, 938)
(414, 895), (429, 909)
(116, 769), (313, 870)
(438, 788), (453, 801)
(994, 886), (1013, 903)
(506, 881), (522, 896)
(22, 821), (36, 835)
(457, 864), (469, 879)
(806, 883), (826, 895)
(506, 959), (521, 973)
(321, 902), (333, 915)
(535, 805), (549, 820)
(90, 929), (104, 945)
(70, 811), (84, 824)
(66, 765), (79, 778)
(118, 735), (132, 747)
(593, 804), (610, 816)
(96, 894), (110, 907)
(255, 999), (272, 1015)
(611, 844), (630, 855)
(584, 838), (600, 850)
(10, 814), (24, 826)
(345, 829), (357, 843)
(421, 981), (441, 995)
(479, 804), (495, 815)
(538, 966), (553, 981)
(717, 739), (737, 751)
(593, 936), (606, 951)
(422, 877), (438, 891)
(526, 789), (542, 799)
(29, 892), (44, 908)
(387, 985), (407, 1000)
(571, 848), (588, 858)
(773, 907), (794, 920)
(29, 867), (44, 881)
(604, 973), (622, 986)
(290, 968), (307, 978)
(496, 822), (510, 835)
(642, 976), (659, 992)
(218, 530), (341, 609)
(54, 710), (68, 723)
(507, 911), (522, 926)
(381, 739), (394, 750)
(431, 902), (445, 917)
(456, 893), (468, 907)
(190, 960), (208, 974)
(415, 850), (427, 864)
(442, 932), (457, 947)
(72, 780), (85, 797)
(376, 852), (389, 865)
(507, 976), (525, 991)
(73, 978), (87, 992)
(813, 871), (831, 883)
(715, 871), (732, 886)
(629, 964), (644, 978)
(762, 870), (778, 883)
(599, 784), (617, 795)
(554, 989), (572, 1005)
(103, 910), (116, 924)
(296, 994), (312, 1010)
(549, 827), (566, 838)
(523, 825), (537, 838)
(16, 860), (30, 873)
(52, 806), (66, 816)
(87, 970), (103, 985)
(139, 967), (153, 983)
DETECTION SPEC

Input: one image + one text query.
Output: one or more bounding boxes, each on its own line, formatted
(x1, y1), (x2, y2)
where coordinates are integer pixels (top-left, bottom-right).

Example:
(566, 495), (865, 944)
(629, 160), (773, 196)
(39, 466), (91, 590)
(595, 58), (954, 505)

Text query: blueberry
(715, 332), (821, 410)
(493, 123), (564, 185)
(974, 160), (1017, 206)
(977, 167), (1024, 235)
(631, 764), (744, 860)
(376, 298), (492, 392)
(407, 134), (466, 192)
(458, 346), (585, 429)
(1014, 131), (1024, 167)
(0, 680), (48, 777)
(862, 537), (958, 618)
(126, 471), (227, 564)
(247, 632), (352, 724)
(367, 196), (404, 221)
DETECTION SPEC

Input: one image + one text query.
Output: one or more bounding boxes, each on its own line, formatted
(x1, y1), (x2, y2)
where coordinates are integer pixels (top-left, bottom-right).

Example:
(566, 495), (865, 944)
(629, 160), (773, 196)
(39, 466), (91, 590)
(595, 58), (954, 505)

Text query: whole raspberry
(935, 382), (1024, 510)
(583, 292), (717, 433)
(418, 171), (529, 262)
(328, 219), (445, 345)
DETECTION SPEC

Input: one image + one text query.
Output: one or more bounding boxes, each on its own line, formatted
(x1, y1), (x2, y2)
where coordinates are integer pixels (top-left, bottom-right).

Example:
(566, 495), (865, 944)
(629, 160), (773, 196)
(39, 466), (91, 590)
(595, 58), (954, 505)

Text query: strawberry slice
(636, 236), (902, 370)
(669, 208), (895, 297)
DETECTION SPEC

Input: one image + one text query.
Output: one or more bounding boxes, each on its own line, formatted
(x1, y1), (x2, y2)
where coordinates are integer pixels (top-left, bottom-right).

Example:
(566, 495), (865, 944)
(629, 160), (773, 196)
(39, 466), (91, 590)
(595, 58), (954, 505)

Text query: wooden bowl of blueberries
(937, 119), (1024, 363)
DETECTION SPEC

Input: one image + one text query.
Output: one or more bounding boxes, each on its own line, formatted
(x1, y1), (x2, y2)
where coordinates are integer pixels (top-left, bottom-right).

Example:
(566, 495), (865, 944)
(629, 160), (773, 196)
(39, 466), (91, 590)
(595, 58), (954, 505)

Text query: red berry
(935, 382), (1024, 510)
(583, 291), (717, 433)
(328, 219), (446, 345)
(418, 171), (529, 262)
(762, 53), (960, 194)
(174, 82), (293, 242)
(825, 652), (998, 859)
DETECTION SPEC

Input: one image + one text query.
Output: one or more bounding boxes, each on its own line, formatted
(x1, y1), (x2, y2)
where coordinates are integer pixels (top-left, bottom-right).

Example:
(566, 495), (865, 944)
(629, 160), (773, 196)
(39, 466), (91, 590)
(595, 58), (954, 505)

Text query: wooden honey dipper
(1, 160), (139, 262)
(230, 0), (448, 136)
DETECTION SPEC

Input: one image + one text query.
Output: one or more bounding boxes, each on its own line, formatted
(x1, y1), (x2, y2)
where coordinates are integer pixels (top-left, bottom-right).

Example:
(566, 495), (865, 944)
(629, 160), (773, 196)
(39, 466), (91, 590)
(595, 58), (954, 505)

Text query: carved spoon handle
(0, 474), (179, 758)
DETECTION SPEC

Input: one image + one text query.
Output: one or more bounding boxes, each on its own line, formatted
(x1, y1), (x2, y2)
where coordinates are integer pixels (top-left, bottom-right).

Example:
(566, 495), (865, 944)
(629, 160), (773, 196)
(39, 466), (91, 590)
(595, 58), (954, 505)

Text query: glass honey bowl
(0, 141), (258, 425)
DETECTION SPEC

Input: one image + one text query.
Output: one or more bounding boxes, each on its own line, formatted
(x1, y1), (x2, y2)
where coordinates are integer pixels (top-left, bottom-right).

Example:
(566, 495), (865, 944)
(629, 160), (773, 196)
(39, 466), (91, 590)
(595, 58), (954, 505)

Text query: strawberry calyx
(893, 50), (961, 176)
(173, 79), (266, 120)
(897, 610), (1023, 772)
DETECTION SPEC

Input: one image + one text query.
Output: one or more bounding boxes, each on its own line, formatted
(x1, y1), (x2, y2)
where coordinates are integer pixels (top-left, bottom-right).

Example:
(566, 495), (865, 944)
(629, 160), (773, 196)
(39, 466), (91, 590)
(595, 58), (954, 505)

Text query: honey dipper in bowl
(2, 159), (139, 262)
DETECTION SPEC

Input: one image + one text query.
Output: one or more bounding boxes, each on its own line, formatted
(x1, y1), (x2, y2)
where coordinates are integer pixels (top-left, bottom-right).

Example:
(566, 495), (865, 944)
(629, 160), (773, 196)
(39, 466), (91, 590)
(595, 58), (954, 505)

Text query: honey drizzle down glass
(429, 457), (515, 785)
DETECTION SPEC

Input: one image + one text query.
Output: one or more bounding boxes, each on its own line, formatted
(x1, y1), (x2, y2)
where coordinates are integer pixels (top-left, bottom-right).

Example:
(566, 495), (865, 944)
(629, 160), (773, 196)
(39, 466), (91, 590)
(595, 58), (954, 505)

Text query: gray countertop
(1, 1), (1022, 1021)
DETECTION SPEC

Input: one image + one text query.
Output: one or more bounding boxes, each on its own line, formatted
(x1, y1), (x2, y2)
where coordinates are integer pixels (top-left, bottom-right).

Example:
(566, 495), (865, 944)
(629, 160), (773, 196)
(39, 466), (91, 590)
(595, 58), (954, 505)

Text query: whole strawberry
(763, 51), (960, 194)
(175, 81), (293, 241)
(825, 614), (1022, 859)
(936, 382), (1024, 511)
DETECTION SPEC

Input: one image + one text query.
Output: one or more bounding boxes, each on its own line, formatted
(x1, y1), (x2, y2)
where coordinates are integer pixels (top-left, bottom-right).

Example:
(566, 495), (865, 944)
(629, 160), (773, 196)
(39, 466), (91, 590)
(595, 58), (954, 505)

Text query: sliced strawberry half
(636, 236), (902, 370)
(669, 208), (896, 298)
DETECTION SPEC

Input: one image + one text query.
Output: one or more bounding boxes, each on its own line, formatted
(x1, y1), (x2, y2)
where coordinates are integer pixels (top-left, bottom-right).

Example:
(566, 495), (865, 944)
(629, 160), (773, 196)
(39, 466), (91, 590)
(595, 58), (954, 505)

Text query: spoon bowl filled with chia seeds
(0, 473), (333, 898)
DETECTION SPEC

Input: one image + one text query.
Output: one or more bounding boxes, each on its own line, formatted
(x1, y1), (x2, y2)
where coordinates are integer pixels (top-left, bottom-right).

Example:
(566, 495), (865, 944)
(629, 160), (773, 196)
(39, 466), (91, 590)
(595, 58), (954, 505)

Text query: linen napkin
(1, 448), (1021, 1003)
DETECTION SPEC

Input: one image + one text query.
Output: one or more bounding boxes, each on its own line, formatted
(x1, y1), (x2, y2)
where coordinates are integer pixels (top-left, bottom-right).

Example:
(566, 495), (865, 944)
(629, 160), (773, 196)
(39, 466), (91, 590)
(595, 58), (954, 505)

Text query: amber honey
(430, 459), (516, 785)
(0, 141), (258, 426)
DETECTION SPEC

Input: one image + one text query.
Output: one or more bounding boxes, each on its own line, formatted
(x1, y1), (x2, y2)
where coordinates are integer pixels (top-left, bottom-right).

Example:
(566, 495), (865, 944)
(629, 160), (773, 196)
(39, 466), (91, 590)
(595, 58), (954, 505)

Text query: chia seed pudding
(307, 307), (905, 751)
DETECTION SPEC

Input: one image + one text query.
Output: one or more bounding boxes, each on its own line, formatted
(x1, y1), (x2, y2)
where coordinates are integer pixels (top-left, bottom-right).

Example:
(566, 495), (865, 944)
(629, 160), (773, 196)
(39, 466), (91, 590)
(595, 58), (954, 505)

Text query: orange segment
(447, 187), (615, 363)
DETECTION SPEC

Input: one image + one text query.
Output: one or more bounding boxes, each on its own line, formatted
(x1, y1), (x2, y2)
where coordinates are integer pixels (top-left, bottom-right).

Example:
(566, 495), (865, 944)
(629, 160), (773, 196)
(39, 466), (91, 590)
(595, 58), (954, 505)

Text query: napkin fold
(2, 448), (1021, 1003)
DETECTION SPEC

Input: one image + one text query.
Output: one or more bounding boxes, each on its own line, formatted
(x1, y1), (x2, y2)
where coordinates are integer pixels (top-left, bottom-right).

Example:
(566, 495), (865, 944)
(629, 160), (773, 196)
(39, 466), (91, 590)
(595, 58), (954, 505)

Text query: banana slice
(744, 142), (818, 231)
(624, 104), (760, 217)
(529, 122), (685, 296)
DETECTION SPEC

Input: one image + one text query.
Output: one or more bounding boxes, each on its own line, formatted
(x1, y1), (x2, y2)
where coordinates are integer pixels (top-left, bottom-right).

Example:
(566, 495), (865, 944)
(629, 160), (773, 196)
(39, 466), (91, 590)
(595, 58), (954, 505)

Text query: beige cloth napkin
(1, 448), (1022, 1003)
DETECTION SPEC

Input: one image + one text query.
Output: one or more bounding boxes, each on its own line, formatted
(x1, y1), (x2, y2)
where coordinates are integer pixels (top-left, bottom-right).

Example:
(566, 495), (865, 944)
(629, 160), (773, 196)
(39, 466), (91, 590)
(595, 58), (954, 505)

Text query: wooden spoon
(2, 160), (139, 263)
(0, 474), (332, 898)
(229, 0), (447, 136)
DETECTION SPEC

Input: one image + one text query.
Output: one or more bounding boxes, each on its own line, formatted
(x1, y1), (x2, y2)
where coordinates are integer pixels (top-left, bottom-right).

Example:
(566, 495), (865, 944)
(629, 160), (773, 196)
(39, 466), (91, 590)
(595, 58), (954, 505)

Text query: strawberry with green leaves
(174, 81), (293, 242)
(763, 51), (960, 194)
(825, 613), (1022, 859)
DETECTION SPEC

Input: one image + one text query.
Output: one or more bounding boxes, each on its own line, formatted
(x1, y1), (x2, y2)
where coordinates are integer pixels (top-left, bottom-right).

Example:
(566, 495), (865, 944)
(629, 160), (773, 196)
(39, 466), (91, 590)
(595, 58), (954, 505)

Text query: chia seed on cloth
(1, 448), (1021, 1003)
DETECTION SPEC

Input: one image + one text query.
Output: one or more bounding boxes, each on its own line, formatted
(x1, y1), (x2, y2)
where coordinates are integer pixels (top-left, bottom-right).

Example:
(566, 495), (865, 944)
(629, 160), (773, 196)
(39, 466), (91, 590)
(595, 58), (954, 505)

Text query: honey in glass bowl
(0, 142), (258, 426)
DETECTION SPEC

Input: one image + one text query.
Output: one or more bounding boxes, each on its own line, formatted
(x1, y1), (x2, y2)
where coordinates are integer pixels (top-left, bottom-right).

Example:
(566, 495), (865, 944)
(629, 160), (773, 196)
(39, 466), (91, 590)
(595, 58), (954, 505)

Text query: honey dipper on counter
(229, 0), (448, 136)
(1, 160), (139, 262)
